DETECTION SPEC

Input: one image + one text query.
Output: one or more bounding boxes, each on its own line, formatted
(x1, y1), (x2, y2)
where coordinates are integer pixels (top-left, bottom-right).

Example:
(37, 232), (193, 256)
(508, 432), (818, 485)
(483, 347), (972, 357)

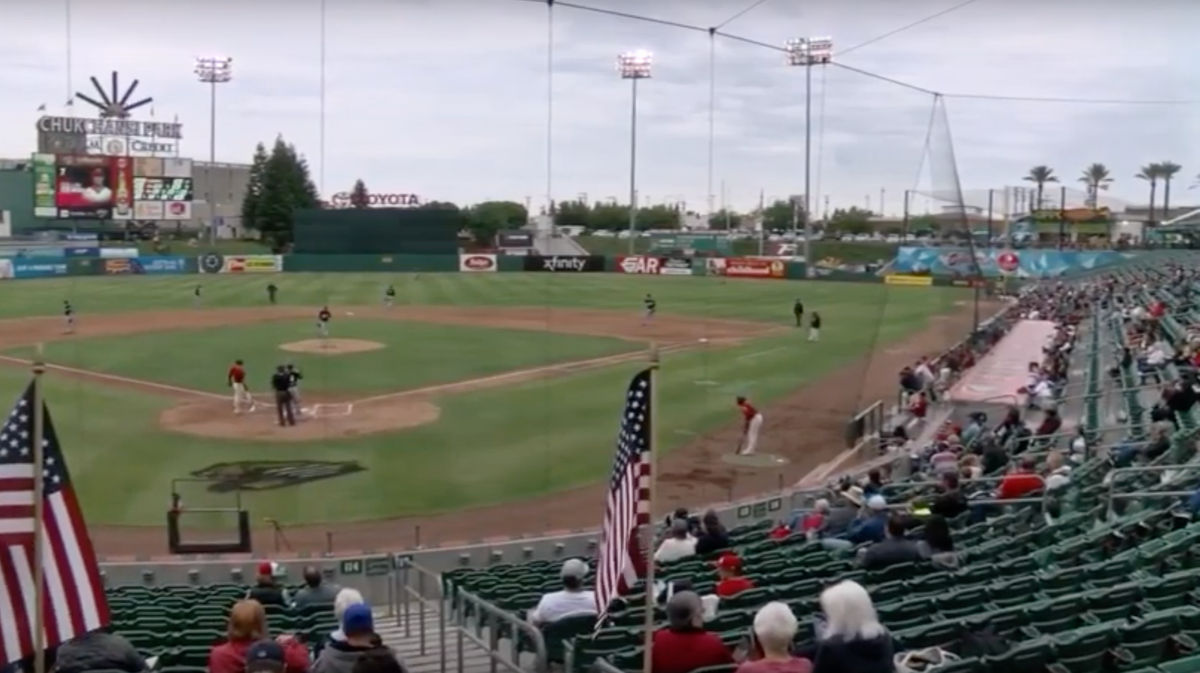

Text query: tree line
(1023, 161), (1188, 224)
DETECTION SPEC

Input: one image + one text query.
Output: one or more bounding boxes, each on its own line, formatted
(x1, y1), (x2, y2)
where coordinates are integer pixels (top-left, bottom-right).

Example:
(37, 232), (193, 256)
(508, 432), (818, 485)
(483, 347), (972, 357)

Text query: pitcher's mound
(160, 397), (439, 442)
(280, 338), (384, 355)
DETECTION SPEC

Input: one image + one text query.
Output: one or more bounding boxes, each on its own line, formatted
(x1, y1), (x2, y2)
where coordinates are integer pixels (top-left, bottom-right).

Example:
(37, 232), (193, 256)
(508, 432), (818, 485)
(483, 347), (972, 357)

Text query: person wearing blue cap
(245, 640), (286, 673)
(311, 603), (405, 673)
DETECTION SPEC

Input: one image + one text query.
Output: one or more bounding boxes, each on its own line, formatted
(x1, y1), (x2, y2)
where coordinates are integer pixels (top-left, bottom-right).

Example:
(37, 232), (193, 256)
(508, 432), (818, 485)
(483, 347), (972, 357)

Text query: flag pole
(32, 344), (47, 673)
(641, 342), (659, 673)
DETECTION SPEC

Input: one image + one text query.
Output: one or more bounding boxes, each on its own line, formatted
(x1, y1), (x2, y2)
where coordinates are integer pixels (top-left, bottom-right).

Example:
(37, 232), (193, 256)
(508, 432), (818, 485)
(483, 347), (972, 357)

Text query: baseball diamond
(0, 272), (984, 556)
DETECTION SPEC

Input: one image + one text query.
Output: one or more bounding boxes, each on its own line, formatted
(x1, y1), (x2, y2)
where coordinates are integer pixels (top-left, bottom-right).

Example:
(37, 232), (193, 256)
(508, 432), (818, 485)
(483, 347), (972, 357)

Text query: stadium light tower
(618, 50), (652, 254)
(194, 56), (233, 244)
(786, 37), (831, 277)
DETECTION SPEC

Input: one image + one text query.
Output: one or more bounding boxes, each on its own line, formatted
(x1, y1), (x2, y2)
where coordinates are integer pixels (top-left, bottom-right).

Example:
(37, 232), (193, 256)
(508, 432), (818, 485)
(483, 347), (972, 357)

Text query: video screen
(133, 177), (193, 201)
(55, 159), (115, 211)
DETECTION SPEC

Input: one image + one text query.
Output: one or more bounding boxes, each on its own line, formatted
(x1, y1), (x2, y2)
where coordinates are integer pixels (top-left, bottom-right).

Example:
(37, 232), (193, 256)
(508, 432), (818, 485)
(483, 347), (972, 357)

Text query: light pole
(194, 56), (232, 245)
(785, 36), (831, 277)
(618, 50), (652, 255)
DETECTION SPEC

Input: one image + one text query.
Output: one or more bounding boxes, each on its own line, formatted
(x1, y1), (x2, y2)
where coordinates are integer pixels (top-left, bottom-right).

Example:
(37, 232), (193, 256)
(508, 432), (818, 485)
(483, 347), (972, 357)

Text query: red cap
(257, 561), (273, 576)
(716, 553), (742, 571)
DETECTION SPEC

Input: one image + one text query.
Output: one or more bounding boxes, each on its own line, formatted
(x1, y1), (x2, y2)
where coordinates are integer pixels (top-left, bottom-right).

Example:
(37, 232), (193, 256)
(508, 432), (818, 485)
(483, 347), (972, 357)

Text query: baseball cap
(561, 559), (588, 579)
(715, 553), (742, 572)
(245, 640), (285, 673)
(257, 561), (277, 577)
(342, 602), (374, 636)
(867, 495), (888, 511)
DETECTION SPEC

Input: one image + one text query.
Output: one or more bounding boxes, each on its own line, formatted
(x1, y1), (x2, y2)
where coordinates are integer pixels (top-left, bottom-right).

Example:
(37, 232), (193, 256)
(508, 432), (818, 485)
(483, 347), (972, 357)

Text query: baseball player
(267, 283), (278, 305)
(642, 293), (657, 326)
(793, 298), (804, 327)
(193, 284), (202, 308)
(63, 300), (75, 334)
(316, 305), (332, 339)
(384, 284), (396, 307)
(735, 396), (763, 455)
(809, 311), (822, 342)
(286, 363), (303, 418)
(227, 359), (255, 414)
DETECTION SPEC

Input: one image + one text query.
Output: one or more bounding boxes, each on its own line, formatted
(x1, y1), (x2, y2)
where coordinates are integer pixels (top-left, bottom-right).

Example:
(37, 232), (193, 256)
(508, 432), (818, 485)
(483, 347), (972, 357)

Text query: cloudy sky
(1, 0), (1197, 215)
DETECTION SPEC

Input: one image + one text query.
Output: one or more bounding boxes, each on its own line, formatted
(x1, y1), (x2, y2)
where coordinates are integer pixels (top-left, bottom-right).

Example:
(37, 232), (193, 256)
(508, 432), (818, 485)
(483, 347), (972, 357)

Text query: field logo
(199, 252), (223, 273)
(996, 251), (1020, 274)
(459, 253), (497, 272)
(618, 256), (661, 275)
(191, 460), (365, 493)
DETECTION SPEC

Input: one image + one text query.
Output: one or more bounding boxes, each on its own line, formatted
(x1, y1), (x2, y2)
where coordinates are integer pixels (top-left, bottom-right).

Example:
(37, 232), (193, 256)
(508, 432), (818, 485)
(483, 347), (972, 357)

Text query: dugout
(293, 208), (460, 254)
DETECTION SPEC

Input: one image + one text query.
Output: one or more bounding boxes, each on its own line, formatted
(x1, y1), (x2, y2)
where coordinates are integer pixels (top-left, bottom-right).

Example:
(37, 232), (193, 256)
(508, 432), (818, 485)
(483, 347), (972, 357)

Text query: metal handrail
(398, 557), (448, 673)
(1105, 464), (1200, 512)
(454, 587), (549, 673)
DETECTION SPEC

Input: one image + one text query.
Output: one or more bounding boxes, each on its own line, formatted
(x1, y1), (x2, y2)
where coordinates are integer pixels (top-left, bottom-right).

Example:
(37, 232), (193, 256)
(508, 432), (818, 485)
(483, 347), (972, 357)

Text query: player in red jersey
(735, 396), (763, 455)
(227, 359), (255, 414)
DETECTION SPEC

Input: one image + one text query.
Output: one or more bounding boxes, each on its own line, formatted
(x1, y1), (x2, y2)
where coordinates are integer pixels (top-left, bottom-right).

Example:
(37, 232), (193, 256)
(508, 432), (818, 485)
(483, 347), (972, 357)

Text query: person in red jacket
(736, 396), (764, 455)
(208, 599), (310, 673)
(714, 553), (755, 598)
(651, 591), (732, 673)
(997, 457), (1045, 500)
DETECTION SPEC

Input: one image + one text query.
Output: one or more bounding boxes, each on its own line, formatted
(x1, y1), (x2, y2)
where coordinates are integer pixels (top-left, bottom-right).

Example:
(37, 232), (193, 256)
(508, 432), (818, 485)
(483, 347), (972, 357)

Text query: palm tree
(1078, 163), (1113, 208)
(1136, 163), (1163, 226)
(1022, 165), (1058, 211)
(1159, 161), (1183, 220)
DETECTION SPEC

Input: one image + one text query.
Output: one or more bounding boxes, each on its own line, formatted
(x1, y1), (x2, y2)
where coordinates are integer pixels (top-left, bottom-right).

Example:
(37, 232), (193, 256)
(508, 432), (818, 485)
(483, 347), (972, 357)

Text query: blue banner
(103, 256), (189, 275)
(64, 247), (100, 257)
(892, 246), (1133, 278)
(13, 259), (69, 278)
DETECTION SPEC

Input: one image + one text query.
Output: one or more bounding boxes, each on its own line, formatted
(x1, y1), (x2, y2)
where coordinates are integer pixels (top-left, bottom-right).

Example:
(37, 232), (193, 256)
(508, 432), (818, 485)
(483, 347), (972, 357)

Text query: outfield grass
(573, 236), (899, 264)
(7, 319), (638, 395)
(0, 273), (966, 526)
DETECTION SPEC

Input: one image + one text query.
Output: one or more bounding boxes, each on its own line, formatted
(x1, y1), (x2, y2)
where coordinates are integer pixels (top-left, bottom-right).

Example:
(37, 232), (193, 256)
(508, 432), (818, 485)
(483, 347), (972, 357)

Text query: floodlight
(617, 50), (653, 79)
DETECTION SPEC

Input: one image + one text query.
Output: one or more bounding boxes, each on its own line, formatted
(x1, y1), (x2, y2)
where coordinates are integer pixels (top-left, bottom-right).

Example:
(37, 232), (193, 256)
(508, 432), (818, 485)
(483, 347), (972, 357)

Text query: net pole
(32, 349), (47, 673)
(641, 346), (660, 673)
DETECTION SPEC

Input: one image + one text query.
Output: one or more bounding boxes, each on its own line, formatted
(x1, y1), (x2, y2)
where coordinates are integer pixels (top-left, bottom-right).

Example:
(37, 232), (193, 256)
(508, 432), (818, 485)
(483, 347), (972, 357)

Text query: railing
(1106, 464), (1200, 513)
(398, 557), (448, 673)
(453, 587), (549, 673)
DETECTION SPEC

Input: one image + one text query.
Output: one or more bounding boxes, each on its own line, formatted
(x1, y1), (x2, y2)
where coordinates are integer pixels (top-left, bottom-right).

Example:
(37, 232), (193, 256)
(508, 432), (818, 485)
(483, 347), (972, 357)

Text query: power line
(712, 29), (785, 53)
(941, 92), (1200, 105)
(830, 62), (937, 96)
(714, 0), (773, 30)
(835, 0), (987, 57)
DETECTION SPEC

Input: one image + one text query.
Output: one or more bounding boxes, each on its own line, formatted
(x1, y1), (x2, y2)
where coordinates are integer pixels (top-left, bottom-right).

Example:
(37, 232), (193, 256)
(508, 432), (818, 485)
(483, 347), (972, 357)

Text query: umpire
(793, 298), (804, 327)
(271, 365), (295, 426)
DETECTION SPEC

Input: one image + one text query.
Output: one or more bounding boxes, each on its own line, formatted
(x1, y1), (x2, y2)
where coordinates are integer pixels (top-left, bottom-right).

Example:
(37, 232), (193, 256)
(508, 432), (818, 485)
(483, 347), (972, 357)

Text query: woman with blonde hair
(812, 581), (892, 673)
(737, 602), (812, 672)
(207, 599), (310, 673)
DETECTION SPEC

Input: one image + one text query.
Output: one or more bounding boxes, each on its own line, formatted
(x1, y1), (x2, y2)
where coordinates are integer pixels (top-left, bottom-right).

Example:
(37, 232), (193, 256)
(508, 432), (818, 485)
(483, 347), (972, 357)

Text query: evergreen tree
(350, 179), (370, 208)
(255, 135), (319, 249)
(240, 142), (269, 232)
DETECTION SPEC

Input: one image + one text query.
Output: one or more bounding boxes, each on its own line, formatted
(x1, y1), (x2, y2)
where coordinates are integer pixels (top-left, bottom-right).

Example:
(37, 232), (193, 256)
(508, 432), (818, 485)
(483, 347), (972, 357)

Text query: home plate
(722, 453), (789, 467)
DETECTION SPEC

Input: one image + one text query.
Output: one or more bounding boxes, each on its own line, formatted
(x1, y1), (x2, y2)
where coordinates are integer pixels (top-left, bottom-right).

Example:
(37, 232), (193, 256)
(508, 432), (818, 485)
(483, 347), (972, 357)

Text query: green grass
(7, 319), (638, 395)
(573, 236), (898, 264)
(0, 273), (966, 526)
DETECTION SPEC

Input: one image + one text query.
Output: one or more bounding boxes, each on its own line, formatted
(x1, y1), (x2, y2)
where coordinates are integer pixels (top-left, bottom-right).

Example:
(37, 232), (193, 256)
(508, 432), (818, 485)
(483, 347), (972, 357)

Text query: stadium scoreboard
(32, 153), (193, 221)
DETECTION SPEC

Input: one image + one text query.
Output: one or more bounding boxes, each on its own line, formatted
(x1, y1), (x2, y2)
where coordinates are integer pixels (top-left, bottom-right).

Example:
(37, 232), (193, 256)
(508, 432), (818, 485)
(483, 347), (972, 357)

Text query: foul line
(736, 346), (787, 361)
(0, 354), (226, 401)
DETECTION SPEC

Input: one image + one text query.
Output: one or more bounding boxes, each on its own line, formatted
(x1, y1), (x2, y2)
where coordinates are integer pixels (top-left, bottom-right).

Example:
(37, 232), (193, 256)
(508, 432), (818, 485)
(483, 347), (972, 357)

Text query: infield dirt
(0, 301), (997, 556)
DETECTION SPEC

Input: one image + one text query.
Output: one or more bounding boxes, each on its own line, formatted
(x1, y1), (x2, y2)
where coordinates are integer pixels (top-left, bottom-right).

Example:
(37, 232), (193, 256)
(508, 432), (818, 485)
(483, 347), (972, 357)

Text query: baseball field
(0, 272), (986, 555)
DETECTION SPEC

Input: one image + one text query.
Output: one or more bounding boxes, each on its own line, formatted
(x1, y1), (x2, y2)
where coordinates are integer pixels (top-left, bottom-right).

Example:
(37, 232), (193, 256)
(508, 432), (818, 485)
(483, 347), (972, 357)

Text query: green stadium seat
(1049, 622), (1118, 673)
(1161, 653), (1200, 673)
(983, 637), (1052, 673)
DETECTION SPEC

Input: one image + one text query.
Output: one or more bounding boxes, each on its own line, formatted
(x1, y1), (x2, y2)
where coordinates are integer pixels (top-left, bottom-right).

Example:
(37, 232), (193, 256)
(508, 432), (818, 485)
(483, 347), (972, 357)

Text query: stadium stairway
(374, 607), (496, 673)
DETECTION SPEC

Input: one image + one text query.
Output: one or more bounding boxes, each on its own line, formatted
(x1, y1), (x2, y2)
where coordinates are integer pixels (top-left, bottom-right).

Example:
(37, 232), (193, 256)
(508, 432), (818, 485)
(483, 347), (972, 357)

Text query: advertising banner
(13, 259), (69, 278)
(705, 258), (727, 276)
(660, 257), (695, 276)
(67, 258), (100, 276)
(884, 274), (933, 287)
(498, 231), (534, 248)
(459, 253), (497, 272)
(64, 247), (100, 257)
(103, 256), (190, 275)
(221, 255), (282, 273)
(523, 255), (605, 272)
(0, 259), (12, 279)
(99, 247), (138, 259)
(723, 257), (787, 279)
(32, 153), (57, 218)
(616, 256), (664, 275)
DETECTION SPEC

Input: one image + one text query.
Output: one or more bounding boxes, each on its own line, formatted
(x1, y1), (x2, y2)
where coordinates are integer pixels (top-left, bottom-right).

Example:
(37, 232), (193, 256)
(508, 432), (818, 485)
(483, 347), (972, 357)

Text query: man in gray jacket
(292, 567), (339, 609)
(311, 603), (406, 673)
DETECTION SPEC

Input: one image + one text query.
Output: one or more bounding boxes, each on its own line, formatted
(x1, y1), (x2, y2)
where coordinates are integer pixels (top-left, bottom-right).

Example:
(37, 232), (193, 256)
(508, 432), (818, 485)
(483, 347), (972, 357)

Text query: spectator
(859, 516), (922, 570)
(694, 510), (732, 556)
(929, 473), (968, 520)
(243, 640), (294, 673)
(769, 520), (793, 541)
(650, 591), (733, 673)
(818, 487), (863, 538)
(961, 412), (986, 447)
(1043, 451), (1072, 491)
(997, 457), (1045, 500)
(293, 567), (339, 610)
(959, 454), (983, 480)
(654, 518), (697, 563)
(863, 471), (885, 498)
(916, 514), (957, 569)
(527, 559), (596, 626)
(714, 553), (754, 598)
(824, 496), (888, 550)
(907, 391), (928, 420)
(812, 581), (893, 673)
(247, 561), (289, 607)
(1034, 409), (1062, 440)
(800, 499), (830, 538)
(351, 650), (407, 673)
(737, 602), (813, 673)
(329, 588), (365, 643)
(208, 600), (310, 673)
(898, 367), (921, 398)
(928, 442), (958, 477)
(312, 603), (402, 673)
(55, 628), (145, 673)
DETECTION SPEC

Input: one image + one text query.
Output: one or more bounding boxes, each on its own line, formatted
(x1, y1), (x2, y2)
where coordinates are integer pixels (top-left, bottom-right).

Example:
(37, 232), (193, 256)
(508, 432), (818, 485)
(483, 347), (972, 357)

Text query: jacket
(247, 583), (289, 607)
(860, 538), (923, 570)
(292, 583), (340, 609)
(208, 637), (310, 673)
(843, 513), (887, 545)
(812, 634), (894, 673)
(55, 631), (145, 673)
(694, 530), (731, 556)
(311, 639), (401, 673)
(930, 490), (968, 519)
(651, 628), (732, 673)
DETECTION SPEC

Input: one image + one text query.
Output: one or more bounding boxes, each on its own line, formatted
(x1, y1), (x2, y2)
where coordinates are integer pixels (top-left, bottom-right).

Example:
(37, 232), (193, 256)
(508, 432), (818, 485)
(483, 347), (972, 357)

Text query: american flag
(0, 382), (109, 666)
(594, 368), (652, 617)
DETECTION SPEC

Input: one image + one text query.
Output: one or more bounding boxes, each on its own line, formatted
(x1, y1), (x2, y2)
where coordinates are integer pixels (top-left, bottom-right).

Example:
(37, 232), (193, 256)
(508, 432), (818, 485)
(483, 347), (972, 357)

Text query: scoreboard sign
(133, 177), (193, 202)
(32, 153), (193, 221)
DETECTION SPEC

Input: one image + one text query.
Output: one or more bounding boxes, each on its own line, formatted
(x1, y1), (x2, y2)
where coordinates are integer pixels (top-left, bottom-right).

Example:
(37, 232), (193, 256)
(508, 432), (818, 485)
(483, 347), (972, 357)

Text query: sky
(1, 0), (1197, 215)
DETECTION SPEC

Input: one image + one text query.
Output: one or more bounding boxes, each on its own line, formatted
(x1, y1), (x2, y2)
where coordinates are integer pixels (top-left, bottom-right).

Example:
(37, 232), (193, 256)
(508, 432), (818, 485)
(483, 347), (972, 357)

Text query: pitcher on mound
(316, 305), (332, 341)
(735, 395), (763, 455)
(227, 359), (256, 414)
